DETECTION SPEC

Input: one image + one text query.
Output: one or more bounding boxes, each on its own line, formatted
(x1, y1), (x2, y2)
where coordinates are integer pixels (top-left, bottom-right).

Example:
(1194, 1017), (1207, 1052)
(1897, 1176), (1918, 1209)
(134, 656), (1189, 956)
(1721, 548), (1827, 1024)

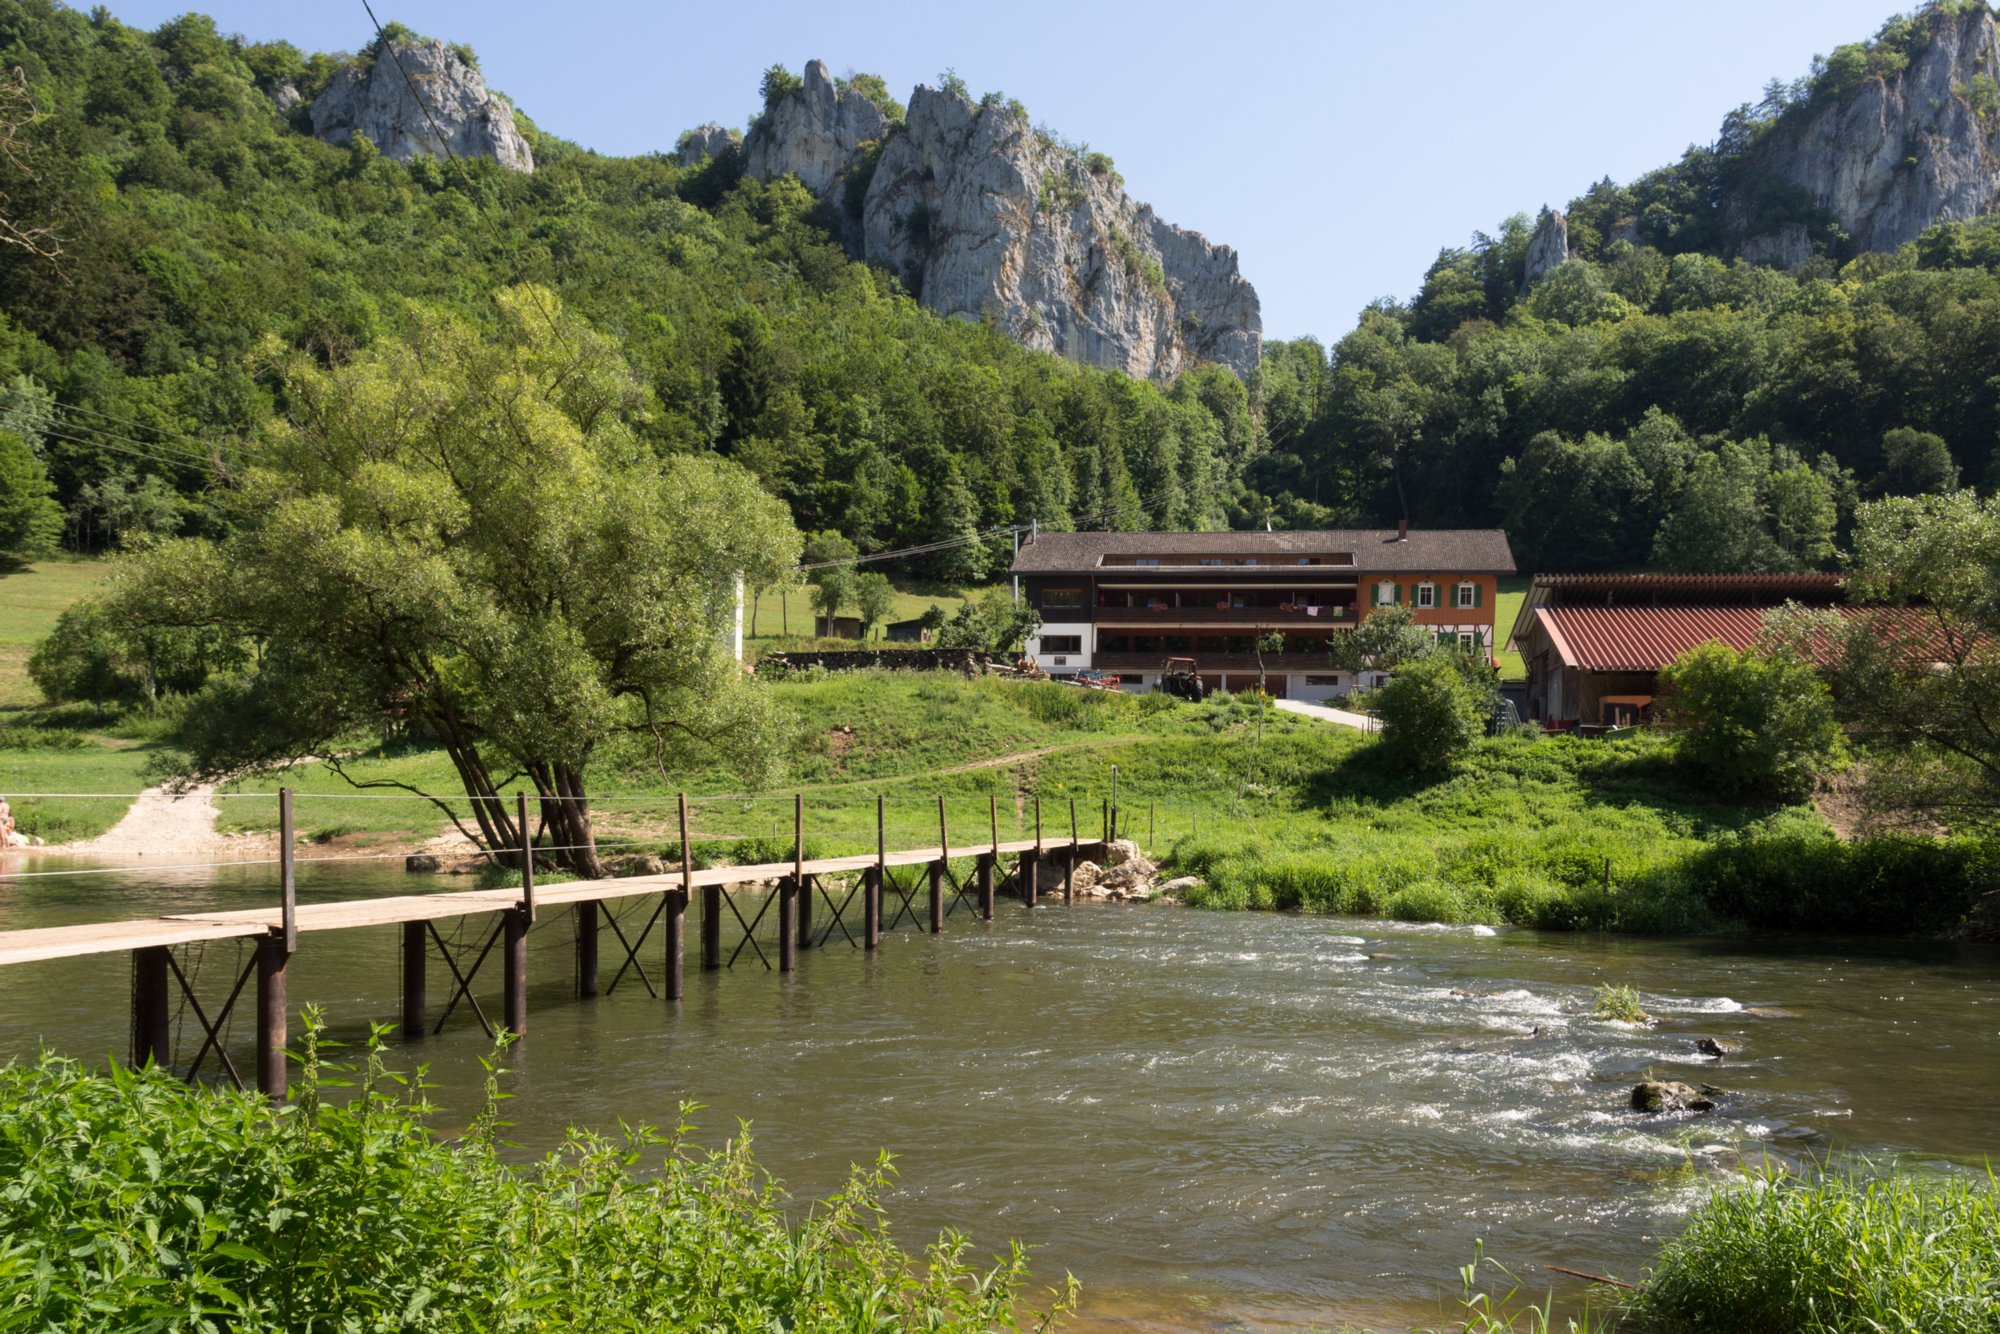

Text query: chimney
(1396, 519), (1409, 541)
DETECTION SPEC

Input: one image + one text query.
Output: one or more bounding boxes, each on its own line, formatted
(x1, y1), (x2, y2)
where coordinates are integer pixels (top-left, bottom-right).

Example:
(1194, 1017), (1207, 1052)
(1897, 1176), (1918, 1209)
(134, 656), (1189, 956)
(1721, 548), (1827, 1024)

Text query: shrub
(1630, 1164), (2000, 1334)
(0, 1015), (1074, 1330)
(1658, 641), (1845, 801)
(1374, 656), (1486, 773)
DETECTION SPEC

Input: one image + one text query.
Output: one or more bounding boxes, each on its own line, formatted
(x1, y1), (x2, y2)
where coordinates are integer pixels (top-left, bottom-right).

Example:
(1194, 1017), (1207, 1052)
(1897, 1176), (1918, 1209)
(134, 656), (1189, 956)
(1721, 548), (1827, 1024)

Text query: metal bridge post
(256, 933), (287, 1099)
(401, 921), (426, 1036)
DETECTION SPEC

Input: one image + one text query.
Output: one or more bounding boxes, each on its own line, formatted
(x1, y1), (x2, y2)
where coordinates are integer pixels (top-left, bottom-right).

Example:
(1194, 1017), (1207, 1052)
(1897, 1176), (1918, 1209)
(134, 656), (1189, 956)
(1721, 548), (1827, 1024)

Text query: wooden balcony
(1093, 652), (1342, 674)
(1092, 604), (1357, 626)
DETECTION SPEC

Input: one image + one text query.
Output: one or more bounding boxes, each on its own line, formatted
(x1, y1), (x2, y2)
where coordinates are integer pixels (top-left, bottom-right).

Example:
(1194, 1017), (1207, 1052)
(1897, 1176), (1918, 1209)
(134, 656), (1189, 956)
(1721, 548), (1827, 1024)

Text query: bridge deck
(0, 839), (1074, 968)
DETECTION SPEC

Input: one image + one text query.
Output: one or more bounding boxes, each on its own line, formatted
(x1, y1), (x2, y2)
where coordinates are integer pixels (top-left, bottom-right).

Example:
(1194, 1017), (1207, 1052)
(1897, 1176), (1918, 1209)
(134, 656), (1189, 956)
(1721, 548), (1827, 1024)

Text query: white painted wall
(1287, 672), (1354, 704)
(1025, 621), (1093, 673)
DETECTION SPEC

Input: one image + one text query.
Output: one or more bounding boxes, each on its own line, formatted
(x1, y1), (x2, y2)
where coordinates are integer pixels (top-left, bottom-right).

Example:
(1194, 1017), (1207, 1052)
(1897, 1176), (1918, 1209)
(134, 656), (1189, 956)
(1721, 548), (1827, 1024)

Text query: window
(1040, 634), (1082, 653)
(1416, 582), (1436, 609)
(1041, 587), (1083, 610)
(1458, 632), (1476, 651)
(1135, 559), (1160, 567)
(1373, 580), (1398, 606)
(1200, 558), (1224, 567)
(1304, 675), (1344, 686)
(1456, 581), (1479, 609)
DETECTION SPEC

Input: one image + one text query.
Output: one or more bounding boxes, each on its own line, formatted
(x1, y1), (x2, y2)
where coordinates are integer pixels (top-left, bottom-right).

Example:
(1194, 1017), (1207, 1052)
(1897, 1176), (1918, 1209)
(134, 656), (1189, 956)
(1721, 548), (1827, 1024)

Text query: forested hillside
(4, 0), (2000, 584)
(1250, 1), (2000, 573)
(0, 3), (1258, 580)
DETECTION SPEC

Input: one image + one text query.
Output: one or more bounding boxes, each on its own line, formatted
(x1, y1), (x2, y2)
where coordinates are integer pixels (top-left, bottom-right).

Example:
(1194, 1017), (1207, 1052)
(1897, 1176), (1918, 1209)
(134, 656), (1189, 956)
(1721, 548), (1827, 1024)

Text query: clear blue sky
(109, 0), (1903, 343)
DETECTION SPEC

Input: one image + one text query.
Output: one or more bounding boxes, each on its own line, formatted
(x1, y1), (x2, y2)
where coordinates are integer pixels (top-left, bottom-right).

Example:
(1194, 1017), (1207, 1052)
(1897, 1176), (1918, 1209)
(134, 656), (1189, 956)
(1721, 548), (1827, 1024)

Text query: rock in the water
(741, 63), (1261, 382)
(405, 853), (443, 873)
(1154, 875), (1203, 900)
(311, 37), (533, 172)
(1097, 856), (1157, 893)
(1522, 205), (1570, 286)
(1729, 5), (2000, 260)
(1630, 1080), (1723, 1114)
(1069, 861), (1105, 895)
(1696, 1036), (1742, 1058)
(674, 122), (741, 167)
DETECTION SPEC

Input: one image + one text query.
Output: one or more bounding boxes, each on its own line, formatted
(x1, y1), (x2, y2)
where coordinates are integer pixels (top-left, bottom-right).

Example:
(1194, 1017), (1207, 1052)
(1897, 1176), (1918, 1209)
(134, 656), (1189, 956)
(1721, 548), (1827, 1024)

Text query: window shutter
(1474, 583), (1483, 608)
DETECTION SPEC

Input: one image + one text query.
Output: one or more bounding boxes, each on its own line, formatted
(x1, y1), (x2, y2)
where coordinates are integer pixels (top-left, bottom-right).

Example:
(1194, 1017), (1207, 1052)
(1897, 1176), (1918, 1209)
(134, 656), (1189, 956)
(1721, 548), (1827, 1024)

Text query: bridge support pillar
(575, 900), (599, 998)
(779, 878), (797, 973)
(796, 875), (814, 951)
(400, 922), (426, 1037)
(864, 867), (881, 950)
(1022, 851), (1040, 908)
(929, 861), (944, 933)
(701, 886), (721, 971)
(977, 854), (995, 921)
(665, 890), (686, 1000)
(132, 946), (171, 1069)
(503, 909), (528, 1038)
(256, 934), (287, 1100)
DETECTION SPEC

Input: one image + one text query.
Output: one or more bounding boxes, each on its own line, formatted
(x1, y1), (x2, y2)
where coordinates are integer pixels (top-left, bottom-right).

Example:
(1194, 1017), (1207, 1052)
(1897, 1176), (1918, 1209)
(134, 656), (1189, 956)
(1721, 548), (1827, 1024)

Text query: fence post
(1067, 796), (1078, 903)
(516, 791), (536, 923)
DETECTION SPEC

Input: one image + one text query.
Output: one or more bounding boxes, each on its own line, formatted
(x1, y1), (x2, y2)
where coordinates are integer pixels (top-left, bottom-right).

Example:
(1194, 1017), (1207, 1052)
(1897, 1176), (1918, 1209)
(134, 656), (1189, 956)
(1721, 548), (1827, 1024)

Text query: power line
(52, 400), (244, 458)
(38, 425), (231, 480)
(44, 414), (232, 470)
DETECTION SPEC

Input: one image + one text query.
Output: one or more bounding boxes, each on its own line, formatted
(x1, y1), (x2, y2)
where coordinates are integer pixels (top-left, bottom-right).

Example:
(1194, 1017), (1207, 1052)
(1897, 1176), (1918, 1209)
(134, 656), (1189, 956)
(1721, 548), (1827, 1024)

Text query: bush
(1374, 656), (1486, 773)
(0, 1015), (1074, 1330)
(1658, 642), (1845, 801)
(1630, 1164), (2000, 1334)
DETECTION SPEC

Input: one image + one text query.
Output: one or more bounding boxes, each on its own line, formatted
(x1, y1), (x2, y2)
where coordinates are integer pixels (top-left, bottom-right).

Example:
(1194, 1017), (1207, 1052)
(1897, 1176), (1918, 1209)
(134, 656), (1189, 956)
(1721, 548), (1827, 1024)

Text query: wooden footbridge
(0, 792), (1119, 1100)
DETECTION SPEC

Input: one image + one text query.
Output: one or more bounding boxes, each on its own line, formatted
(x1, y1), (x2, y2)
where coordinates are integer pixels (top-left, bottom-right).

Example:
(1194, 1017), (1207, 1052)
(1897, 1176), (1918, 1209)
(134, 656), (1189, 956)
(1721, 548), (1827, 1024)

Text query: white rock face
(742, 66), (1260, 381)
(1738, 6), (2000, 258)
(674, 122), (741, 167)
(1522, 206), (1569, 286)
(311, 38), (533, 173)
(742, 60), (887, 202)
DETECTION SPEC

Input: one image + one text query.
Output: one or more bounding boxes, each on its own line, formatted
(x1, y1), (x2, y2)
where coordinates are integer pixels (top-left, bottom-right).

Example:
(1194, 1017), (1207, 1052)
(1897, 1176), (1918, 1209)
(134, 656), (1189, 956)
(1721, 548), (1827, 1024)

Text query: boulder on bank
(405, 853), (443, 873)
(1153, 875), (1202, 903)
(1631, 1080), (1724, 1114)
(1104, 839), (1144, 868)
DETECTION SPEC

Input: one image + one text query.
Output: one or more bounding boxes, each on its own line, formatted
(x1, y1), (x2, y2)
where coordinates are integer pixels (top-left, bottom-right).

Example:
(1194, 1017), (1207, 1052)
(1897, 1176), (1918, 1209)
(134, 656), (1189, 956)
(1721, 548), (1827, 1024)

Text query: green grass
(1629, 1164), (2000, 1333)
(0, 1014), (1075, 1330)
(0, 556), (113, 709)
(1494, 574), (1529, 681)
(1592, 984), (1649, 1024)
(742, 580), (1003, 651)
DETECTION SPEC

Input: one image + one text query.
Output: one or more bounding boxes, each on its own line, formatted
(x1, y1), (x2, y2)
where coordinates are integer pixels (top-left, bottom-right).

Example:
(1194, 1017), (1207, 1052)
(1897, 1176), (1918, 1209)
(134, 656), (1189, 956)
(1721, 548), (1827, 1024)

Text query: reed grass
(1629, 1163), (2000, 1333)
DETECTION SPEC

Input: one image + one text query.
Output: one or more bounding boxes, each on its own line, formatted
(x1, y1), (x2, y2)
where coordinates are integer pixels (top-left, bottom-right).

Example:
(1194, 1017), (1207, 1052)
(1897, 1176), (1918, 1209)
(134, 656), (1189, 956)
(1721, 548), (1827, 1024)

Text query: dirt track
(50, 783), (275, 862)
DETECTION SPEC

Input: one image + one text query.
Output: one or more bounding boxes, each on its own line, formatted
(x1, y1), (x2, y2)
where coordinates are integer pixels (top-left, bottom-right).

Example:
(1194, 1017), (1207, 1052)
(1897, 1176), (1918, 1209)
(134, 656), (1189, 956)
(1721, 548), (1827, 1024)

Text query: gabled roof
(1506, 571), (1849, 651)
(1008, 529), (1516, 575)
(1525, 604), (1895, 672)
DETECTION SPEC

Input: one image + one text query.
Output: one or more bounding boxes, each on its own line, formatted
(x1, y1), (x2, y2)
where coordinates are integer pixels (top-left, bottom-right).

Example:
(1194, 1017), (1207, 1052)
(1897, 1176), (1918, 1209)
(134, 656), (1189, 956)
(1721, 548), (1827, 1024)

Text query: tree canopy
(92, 287), (799, 874)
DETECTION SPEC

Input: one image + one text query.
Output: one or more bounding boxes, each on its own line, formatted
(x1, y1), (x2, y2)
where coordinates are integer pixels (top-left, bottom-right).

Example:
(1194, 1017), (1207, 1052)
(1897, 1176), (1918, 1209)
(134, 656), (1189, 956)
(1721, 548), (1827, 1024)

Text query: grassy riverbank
(0, 1015), (1073, 1331)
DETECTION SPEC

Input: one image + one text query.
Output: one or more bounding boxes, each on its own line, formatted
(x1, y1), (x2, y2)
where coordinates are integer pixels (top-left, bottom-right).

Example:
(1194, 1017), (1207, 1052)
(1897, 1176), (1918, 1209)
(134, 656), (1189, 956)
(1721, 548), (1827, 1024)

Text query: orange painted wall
(1355, 572), (1500, 628)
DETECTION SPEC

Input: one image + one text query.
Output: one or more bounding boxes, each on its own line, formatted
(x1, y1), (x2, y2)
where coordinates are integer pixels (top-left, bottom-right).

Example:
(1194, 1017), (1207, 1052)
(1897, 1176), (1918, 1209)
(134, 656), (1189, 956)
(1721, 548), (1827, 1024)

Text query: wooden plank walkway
(0, 840), (1052, 968)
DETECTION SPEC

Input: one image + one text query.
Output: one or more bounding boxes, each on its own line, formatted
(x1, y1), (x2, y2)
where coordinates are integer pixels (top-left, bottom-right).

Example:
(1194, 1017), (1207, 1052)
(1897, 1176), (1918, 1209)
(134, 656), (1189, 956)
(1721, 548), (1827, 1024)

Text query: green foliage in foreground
(1373, 655), (1488, 774)
(0, 1016), (1074, 1331)
(1630, 1164), (2000, 1334)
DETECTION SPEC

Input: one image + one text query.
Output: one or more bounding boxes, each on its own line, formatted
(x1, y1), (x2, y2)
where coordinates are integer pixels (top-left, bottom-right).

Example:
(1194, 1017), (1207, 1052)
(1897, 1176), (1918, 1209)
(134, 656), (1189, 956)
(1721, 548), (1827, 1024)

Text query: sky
(109, 0), (1907, 343)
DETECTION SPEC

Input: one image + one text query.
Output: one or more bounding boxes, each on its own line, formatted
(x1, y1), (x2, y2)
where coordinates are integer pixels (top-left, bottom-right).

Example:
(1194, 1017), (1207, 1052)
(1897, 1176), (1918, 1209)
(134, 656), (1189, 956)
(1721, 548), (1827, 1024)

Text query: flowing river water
(2, 858), (1998, 1330)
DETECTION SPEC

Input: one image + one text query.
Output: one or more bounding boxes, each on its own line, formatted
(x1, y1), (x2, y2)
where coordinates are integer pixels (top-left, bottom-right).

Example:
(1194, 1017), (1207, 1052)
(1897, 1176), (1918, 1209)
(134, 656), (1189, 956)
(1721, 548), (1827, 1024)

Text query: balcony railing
(1093, 651), (1342, 673)
(1090, 604), (1356, 625)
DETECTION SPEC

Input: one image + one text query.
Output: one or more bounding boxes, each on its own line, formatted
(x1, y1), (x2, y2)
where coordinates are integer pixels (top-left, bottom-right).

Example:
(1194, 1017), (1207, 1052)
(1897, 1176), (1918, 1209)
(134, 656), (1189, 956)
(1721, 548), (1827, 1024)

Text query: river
(2, 858), (1997, 1330)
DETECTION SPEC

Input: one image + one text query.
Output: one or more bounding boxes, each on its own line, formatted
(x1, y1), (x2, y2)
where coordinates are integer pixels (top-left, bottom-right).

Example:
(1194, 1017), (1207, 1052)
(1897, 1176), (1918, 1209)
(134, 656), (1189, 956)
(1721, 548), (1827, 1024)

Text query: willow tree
(106, 286), (800, 875)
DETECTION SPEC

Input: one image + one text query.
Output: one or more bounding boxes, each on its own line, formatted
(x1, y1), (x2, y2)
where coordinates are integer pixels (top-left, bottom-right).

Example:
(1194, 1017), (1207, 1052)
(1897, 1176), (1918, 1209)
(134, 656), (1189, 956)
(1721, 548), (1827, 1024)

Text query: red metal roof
(1533, 604), (1832, 672)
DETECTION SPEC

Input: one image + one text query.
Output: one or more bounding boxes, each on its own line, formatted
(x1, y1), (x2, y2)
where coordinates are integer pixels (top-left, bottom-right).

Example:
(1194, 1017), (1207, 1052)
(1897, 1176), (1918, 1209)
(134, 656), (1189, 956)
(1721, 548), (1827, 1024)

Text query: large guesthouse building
(1008, 527), (1517, 702)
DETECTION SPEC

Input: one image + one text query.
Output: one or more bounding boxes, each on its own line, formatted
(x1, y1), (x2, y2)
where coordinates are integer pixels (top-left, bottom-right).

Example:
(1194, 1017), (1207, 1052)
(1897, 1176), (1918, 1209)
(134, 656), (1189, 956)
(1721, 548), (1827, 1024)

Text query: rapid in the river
(2, 859), (1996, 1331)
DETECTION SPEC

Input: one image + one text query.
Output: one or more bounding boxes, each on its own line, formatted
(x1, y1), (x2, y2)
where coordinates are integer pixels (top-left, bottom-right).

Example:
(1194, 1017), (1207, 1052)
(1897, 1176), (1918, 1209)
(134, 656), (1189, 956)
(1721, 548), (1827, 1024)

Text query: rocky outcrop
(1631, 1080), (1724, 1114)
(1522, 206), (1570, 286)
(311, 38), (533, 173)
(741, 63), (1261, 381)
(674, 122), (740, 167)
(743, 61), (888, 204)
(1735, 5), (2000, 259)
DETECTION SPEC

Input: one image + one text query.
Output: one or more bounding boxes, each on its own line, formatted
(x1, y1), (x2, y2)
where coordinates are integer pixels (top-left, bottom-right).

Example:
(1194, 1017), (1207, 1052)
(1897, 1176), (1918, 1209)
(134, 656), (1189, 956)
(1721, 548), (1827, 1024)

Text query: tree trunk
(529, 761), (603, 879)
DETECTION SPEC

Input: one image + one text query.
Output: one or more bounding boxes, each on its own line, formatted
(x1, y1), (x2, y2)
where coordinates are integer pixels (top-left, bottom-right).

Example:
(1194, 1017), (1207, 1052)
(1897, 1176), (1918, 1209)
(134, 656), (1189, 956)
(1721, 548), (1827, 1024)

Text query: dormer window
(1416, 582), (1437, 609)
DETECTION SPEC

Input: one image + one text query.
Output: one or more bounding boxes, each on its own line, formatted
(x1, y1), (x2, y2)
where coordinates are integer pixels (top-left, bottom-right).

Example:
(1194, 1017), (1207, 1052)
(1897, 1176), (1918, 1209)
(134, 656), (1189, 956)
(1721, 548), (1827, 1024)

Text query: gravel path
(52, 782), (272, 862)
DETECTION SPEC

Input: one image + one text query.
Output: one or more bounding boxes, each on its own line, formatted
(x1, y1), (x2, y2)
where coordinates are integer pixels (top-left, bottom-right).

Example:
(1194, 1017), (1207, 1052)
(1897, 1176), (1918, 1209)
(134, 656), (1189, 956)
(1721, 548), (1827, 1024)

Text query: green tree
(1373, 655), (1485, 773)
(95, 288), (800, 876)
(803, 531), (856, 637)
(1803, 489), (2000, 828)
(1658, 641), (1845, 801)
(1875, 427), (1958, 497)
(936, 589), (1039, 655)
(0, 428), (60, 569)
(1328, 605), (1436, 675)
(853, 571), (894, 642)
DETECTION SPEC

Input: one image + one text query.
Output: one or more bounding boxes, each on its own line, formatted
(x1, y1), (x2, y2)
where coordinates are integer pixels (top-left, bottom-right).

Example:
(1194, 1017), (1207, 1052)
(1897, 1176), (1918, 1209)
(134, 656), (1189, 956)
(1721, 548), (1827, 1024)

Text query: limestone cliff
(312, 38), (533, 173)
(1522, 206), (1570, 285)
(1734, 5), (2000, 262)
(735, 63), (1260, 381)
(742, 61), (887, 207)
(674, 123), (740, 167)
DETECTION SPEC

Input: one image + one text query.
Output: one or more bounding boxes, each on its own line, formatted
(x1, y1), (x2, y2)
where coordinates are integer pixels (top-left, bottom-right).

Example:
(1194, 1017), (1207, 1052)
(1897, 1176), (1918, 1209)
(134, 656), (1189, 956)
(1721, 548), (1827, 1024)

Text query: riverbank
(7, 671), (1992, 938)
